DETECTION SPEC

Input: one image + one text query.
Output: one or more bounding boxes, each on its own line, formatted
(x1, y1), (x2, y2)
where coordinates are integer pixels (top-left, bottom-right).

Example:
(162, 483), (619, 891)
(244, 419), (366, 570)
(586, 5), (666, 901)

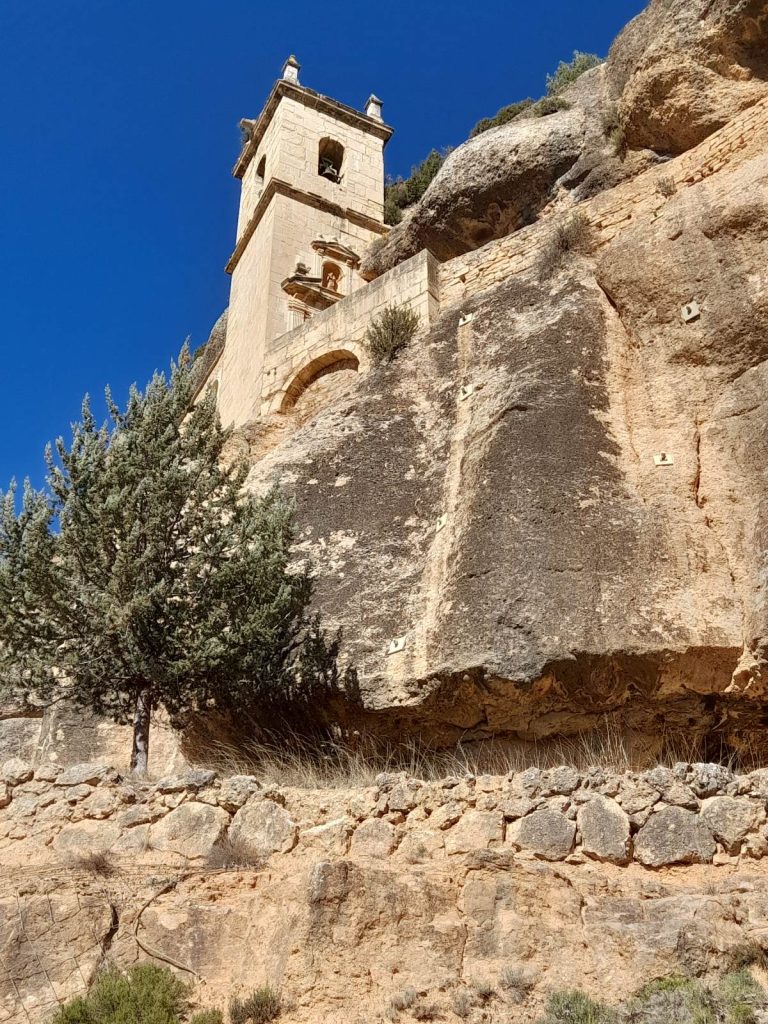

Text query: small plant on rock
(70, 850), (116, 878)
(412, 1003), (441, 1021)
(499, 966), (534, 1005)
(546, 52), (602, 96)
(206, 834), (263, 871)
(533, 97), (570, 118)
(472, 981), (495, 1005)
(190, 1011), (225, 1024)
(539, 989), (616, 1024)
(229, 987), (281, 1024)
(450, 990), (472, 1019)
(388, 988), (418, 1015)
(656, 175), (677, 198)
(364, 304), (420, 366)
(540, 212), (594, 278)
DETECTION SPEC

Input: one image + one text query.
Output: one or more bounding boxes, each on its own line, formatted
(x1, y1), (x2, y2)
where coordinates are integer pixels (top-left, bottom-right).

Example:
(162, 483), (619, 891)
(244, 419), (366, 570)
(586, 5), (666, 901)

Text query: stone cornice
(224, 178), (387, 275)
(233, 80), (393, 180)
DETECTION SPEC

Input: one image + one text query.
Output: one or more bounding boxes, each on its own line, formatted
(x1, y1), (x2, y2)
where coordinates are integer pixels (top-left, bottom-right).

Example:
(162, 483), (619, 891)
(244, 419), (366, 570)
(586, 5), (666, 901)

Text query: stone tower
(213, 56), (393, 428)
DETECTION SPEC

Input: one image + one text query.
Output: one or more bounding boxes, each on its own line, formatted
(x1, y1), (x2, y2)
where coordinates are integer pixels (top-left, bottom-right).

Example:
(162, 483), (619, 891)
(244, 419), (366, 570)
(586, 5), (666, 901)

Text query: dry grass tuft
(206, 834), (264, 871)
(70, 850), (116, 877)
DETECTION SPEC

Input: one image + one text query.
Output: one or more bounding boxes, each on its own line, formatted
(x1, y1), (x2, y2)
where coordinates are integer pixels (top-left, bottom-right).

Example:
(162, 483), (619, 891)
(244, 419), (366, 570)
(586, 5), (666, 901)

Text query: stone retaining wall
(4, 758), (768, 870)
(438, 95), (768, 307)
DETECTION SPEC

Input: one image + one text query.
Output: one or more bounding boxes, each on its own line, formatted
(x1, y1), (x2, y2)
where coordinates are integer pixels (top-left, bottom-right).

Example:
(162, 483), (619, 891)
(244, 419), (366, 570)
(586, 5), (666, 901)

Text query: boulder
(217, 775), (260, 812)
(577, 796), (632, 864)
(700, 796), (764, 853)
(149, 802), (230, 860)
(542, 766), (580, 796)
(350, 818), (397, 858)
(507, 808), (576, 861)
(444, 811), (504, 856)
(229, 800), (298, 857)
(607, 0), (768, 155)
(154, 768), (216, 793)
(634, 807), (716, 867)
(1, 758), (33, 785)
(53, 819), (121, 858)
(54, 763), (113, 787)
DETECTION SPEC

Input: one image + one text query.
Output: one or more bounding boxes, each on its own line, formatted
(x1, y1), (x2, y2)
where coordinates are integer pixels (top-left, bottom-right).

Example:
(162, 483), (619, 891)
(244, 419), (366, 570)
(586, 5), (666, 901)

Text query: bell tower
(214, 57), (393, 428)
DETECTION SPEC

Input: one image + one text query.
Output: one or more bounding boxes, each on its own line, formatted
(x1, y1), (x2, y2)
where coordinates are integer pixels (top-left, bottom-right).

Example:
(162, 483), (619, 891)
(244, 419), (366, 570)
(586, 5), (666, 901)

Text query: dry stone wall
(439, 96), (768, 307)
(4, 758), (768, 870)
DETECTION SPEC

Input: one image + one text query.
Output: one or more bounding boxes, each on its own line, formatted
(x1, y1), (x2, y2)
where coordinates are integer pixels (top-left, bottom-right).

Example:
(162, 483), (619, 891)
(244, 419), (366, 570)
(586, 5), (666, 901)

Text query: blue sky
(0, 0), (646, 488)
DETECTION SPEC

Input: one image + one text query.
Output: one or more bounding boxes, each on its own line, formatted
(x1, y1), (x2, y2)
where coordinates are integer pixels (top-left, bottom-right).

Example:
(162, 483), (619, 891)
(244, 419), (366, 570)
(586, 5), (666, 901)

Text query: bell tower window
(318, 138), (344, 183)
(256, 155), (266, 185)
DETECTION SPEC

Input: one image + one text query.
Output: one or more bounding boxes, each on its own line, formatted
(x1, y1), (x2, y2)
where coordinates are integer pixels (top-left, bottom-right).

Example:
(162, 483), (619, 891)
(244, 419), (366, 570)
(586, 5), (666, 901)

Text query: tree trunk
(130, 686), (152, 776)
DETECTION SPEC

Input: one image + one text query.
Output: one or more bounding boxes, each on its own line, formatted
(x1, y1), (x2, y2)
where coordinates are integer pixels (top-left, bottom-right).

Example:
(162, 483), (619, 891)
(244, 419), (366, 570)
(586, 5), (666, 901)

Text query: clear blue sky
(0, 0), (646, 489)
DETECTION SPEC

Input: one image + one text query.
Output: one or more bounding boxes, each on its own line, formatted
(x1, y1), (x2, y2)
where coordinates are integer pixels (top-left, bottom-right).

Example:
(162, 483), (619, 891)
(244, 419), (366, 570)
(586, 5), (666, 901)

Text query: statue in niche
(295, 261), (310, 276)
(322, 263), (340, 292)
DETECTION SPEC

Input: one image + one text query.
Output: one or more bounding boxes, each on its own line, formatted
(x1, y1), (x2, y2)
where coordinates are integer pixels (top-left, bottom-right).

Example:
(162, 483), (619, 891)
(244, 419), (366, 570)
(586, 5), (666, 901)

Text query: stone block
(55, 763), (113, 787)
(1, 758), (34, 785)
(350, 818), (397, 858)
(149, 802), (230, 860)
(577, 796), (631, 864)
(444, 811), (504, 856)
(634, 806), (716, 867)
(229, 799), (298, 857)
(700, 796), (764, 853)
(507, 808), (576, 861)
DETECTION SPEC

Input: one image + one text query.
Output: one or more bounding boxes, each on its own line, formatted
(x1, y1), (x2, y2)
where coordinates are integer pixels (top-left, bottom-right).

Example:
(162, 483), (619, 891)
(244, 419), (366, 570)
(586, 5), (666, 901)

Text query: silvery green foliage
(0, 346), (346, 767)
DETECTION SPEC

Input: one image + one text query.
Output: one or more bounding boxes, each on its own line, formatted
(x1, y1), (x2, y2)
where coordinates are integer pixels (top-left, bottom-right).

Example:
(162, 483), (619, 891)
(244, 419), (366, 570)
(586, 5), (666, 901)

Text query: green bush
(532, 97), (570, 118)
(546, 52), (602, 96)
(364, 304), (420, 366)
(470, 99), (534, 138)
(51, 964), (190, 1024)
(190, 1012), (224, 1024)
(229, 987), (281, 1024)
(540, 990), (615, 1024)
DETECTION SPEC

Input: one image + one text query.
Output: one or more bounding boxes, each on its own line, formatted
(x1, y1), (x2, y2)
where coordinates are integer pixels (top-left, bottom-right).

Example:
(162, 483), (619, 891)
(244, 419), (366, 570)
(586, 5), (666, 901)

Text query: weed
(656, 175), (677, 198)
(389, 989), (419, 1014)
(364, 304), (420, 366)
(727, 942), (768, 973)
(451, 990), (472, 1019)
(412, 1003), (441, 1021)
(610, 125), (627, 157)
(540, 989), (616, 1024)
(229, 987), (281, 1024)
(70, 850), (116, 878)
(540, 212), (594, 277)
(472, 981), (495, 1005)
(470, 99), (534, 138)
(499, 966), (534, 1004)
(190, 1011), (224, 1024)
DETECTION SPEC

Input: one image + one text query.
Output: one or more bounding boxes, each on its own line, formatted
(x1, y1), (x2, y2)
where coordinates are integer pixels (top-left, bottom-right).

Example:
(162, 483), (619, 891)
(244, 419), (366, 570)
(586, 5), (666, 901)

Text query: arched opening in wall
(321, 261), (342, 293)
(318, 138), (344, 183)
(280, 350), (360, 420)
(256, 155), (266, 184)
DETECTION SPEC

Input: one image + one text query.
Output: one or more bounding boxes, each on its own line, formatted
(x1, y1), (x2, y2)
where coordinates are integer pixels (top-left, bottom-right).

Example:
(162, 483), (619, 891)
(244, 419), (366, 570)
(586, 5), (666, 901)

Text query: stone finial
(365, 94), (383, 121)
(282, 55), (301, 84)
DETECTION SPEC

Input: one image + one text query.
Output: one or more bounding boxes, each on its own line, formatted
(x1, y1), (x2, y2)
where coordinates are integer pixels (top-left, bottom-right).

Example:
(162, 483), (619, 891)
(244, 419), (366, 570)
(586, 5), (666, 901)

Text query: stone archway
(279, 349), (360, 415)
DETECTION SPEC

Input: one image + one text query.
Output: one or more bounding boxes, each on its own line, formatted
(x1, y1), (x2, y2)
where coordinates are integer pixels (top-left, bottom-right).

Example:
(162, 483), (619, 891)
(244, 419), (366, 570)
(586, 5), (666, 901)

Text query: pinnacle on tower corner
(282, 55), (301, 83)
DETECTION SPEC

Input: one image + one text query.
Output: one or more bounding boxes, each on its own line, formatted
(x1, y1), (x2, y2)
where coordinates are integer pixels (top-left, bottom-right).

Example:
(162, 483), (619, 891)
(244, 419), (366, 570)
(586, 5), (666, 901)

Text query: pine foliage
(0, 349), (347, 768)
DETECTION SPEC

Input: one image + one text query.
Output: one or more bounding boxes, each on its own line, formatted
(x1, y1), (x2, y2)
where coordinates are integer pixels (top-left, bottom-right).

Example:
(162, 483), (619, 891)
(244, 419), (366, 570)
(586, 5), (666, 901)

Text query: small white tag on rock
(387, 636), (407, 655)
(459, 312), (475, 327)
(459, 384), (475, 402)
(654, 453), (675, 467)
(436, 514), (448, 533)
(681, 301), (701, 323)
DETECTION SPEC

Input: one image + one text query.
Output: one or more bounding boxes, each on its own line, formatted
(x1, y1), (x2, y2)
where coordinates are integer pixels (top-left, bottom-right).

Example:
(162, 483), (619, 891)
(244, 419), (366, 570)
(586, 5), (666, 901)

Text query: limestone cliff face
(245, 91), (768, 757)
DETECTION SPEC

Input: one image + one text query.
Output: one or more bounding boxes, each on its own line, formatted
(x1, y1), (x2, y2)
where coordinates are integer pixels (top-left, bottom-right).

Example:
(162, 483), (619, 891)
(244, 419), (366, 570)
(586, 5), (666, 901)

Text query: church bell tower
(213, 56), (393, 428)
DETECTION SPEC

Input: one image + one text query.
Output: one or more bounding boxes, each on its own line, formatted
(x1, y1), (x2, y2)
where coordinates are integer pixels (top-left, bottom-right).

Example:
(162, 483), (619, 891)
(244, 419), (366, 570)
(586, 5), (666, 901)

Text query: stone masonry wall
(4, 758), (768, 871)
(439, 95), (768, 308)
(260, 248), (440, 414)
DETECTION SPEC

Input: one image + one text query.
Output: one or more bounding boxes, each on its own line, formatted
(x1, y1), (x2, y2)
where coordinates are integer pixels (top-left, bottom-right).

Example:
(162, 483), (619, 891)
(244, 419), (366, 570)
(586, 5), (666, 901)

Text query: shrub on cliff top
(470, 99), (534, 138)
(384, 149), (448, 225)
(546, 51), (602, 96)
(0, 347), (350, 775)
